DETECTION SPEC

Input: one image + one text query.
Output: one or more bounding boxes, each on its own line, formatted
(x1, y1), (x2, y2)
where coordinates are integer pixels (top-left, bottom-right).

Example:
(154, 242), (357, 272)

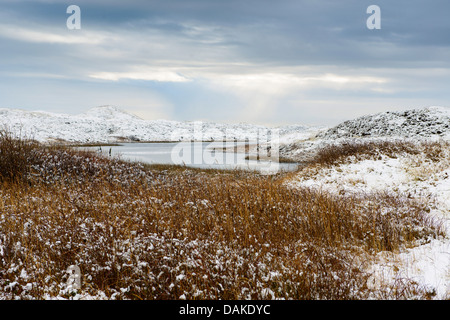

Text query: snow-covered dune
(318, 106), (450, 140)
(0, 105), (318, 144)
(278, 106), (450, 163)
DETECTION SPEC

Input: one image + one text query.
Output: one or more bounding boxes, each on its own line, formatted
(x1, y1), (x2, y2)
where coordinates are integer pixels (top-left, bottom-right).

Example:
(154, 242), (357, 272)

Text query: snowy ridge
(318, 106), (450, 139)
(0, 106), (319, 144)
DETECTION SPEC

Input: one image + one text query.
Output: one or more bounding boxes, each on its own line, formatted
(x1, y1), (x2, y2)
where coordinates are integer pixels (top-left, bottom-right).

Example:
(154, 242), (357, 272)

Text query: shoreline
(64, 140), (300, 165)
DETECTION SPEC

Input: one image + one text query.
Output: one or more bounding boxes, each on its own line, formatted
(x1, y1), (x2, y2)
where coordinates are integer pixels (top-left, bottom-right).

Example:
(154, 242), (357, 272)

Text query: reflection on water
(83, 142), (298, 174)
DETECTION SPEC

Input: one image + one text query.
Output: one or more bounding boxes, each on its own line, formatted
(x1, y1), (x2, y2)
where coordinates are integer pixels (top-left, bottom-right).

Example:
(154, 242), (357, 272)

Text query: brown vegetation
(309, 139), (449, 167)
(0, 133), (443, 299)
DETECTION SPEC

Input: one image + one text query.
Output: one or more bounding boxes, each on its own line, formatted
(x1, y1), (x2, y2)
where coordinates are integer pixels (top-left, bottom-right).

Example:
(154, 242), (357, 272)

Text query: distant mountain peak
(82, 105), (143, 120)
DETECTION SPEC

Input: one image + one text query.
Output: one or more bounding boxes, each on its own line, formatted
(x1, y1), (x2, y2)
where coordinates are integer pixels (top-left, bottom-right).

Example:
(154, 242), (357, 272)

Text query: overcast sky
(1, 0), (450, 126)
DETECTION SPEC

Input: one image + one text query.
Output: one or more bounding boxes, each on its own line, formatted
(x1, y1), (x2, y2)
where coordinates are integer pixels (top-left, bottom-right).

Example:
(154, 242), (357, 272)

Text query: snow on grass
(1, 134), (442, 300)
(286, 138), (450, 299)
(1, 105), (449, 300)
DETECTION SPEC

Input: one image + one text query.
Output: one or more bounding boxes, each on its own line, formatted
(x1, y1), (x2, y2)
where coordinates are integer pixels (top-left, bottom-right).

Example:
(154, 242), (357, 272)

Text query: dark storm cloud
(3, 0), (450, 67)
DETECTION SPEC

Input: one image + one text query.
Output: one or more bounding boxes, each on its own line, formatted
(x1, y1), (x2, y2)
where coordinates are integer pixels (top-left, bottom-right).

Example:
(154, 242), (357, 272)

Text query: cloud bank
(1, 0), (449, 125)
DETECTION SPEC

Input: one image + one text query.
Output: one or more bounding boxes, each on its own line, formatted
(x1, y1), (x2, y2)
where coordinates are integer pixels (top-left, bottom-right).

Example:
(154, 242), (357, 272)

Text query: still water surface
(87, 142), (298, 174)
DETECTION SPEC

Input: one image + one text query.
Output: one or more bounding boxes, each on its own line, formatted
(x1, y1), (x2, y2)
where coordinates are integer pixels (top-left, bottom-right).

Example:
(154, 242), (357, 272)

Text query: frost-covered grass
(0, 133), (444, 300)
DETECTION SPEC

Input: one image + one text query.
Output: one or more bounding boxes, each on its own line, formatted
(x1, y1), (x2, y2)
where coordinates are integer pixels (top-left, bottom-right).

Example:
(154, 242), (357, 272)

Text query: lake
(84, 142), (298, 174)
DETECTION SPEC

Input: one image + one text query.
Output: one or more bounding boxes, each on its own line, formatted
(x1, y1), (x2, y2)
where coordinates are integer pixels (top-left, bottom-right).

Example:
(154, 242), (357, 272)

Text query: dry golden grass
(308, 139), (438, 167)
(0, 133), (443, 299)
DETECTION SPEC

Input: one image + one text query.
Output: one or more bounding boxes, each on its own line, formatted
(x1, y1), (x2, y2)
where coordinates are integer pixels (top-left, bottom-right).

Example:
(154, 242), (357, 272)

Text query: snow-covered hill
(278, 106), (450, 163)
(0, 106), (319, 144)
(318, 106), (450, 139)
(1, 105), (448, 148)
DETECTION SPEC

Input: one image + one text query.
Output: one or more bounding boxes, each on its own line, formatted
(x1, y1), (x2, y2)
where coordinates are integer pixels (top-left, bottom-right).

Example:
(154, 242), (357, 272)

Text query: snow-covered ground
(0, 105), (321, 144)
(286, 144), (450, 298)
